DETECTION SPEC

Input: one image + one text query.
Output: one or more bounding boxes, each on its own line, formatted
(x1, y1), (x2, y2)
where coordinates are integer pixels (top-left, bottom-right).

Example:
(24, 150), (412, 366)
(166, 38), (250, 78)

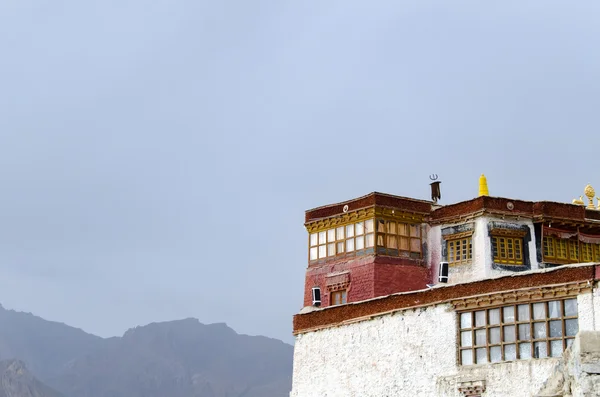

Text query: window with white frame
(309, 220), (375, 261)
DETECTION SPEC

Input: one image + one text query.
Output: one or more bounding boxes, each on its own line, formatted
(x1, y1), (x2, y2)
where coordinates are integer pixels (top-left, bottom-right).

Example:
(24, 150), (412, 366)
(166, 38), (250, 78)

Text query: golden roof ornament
(584, 184), (596, 209)
(478, 174), (489, 197)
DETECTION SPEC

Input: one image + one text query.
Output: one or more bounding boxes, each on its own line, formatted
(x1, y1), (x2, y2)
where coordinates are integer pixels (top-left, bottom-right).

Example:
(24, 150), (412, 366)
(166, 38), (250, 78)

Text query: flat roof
(305, 191), (600, 227)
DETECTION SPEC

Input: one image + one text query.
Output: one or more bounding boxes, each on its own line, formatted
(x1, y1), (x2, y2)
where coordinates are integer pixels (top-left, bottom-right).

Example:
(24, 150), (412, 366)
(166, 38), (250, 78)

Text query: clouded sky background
(0, 1), (599, 344)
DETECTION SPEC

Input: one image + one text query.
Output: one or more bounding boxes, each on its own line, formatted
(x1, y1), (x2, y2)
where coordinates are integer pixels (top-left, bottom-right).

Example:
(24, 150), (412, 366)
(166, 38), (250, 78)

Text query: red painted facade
(304, 255), (431, 308)
(303, 193), (433, 308)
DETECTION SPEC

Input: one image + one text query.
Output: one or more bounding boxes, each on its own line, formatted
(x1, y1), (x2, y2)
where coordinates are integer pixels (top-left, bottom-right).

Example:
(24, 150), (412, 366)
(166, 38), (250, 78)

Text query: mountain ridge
(0, 304), (293, 397)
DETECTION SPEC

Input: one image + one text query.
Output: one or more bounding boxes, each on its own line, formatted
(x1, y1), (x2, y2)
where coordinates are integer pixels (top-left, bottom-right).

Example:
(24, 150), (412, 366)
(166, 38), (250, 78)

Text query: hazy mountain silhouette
(0, 305), (292, 397)
(0, 304), (104, 381)
(0, 360), (64, 397)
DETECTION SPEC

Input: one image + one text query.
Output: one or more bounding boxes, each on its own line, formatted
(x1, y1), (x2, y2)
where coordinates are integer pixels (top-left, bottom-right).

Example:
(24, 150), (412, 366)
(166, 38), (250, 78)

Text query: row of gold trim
(489, 228), (528, 238)
(443, 230), (475, 241)
(305, 207), (426, 233)
(450, 281), (591, 310)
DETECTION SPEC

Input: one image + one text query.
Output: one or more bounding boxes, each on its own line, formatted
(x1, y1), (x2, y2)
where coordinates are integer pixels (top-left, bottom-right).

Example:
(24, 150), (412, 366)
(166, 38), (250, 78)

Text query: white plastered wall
(577, 285), (600, 331)
(291, 284), (600, 397)
(442, 216), (541, 286)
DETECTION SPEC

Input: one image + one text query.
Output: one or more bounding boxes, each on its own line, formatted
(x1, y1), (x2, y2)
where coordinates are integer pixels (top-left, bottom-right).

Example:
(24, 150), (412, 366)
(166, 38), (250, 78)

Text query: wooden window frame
(543, 236), (596, 264)
(443, 231), (473, 266)
(309, 220), (375, 262)
(375, 218), (422, 258)
(330, 290), (347, 306)
(457, 298), (579, 366)
(490, 229), (526, 266)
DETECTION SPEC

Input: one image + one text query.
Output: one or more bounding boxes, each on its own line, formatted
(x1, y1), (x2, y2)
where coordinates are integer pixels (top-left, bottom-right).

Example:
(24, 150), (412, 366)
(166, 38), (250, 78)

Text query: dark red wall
(304, 255), (429, 308)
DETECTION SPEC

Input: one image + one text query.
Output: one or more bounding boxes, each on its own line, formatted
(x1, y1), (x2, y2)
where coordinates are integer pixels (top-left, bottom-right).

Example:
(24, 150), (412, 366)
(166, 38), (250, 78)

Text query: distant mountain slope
(0, 305), (104, 380)
(48, 319), (293, 397)
(0, 305), (293, 397)
(0, 360), (64, 397)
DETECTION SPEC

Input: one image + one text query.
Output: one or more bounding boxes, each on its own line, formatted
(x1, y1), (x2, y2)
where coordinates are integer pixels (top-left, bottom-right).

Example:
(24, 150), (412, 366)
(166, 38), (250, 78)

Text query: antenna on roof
(429, 174), (441, 204)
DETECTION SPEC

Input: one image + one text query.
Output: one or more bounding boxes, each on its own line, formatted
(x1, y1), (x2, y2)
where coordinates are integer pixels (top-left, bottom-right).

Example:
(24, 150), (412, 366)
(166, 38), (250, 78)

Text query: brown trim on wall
(292, 264), (598, 335)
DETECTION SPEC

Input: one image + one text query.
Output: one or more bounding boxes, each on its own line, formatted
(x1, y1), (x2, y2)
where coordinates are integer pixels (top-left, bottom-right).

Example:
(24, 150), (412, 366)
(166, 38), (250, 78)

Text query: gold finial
(584, 184), (596, 209)
(573, 196), (584, 205)
(596, 197), (600, 210)
(479, 174), (489, 196)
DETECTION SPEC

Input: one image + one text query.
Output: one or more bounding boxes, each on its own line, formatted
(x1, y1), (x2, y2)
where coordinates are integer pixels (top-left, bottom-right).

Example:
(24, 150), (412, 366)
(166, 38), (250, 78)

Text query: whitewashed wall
(291, 285), (600, 397)
(440, 216), (541, 286)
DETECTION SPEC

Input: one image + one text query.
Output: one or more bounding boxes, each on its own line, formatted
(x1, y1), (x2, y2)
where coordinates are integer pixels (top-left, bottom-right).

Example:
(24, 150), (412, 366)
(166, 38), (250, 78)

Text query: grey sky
(0, 1), (599, 344)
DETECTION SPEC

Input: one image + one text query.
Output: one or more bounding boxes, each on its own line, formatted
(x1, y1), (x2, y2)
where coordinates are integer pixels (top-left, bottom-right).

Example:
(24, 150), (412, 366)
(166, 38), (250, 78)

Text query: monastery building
(290, 176), (600, 397)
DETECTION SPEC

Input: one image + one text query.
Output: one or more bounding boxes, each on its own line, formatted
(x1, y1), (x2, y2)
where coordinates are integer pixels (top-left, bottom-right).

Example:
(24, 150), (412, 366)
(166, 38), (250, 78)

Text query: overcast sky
(0, 1), (599, 344)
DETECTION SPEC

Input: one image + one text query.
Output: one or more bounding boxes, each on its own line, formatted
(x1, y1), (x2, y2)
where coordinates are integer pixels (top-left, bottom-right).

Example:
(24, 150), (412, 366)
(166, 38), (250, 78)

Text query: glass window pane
(365, 233), (375, 248)
(460, 313), (472, 329)
(377, 234), (385, 247)
(327, 229), (335, 242)
(461, 331), (473, 347)
(386, 221), (396, 234)
(518, 324), (531, 341)
(489, 309), (500, 325)
(410, 224), (420, 237)
(475, 311), (486, 327)
(534, 322), (547, 339)
(490, 346), (502, 363)
(549, 320), (563, 338)
(399, 237), (410, 250)
(319, 231), (327, 244)
(387, 235), (397, 249)
(355, 222), (364, 235)
(310, 233), (318, 247)
(356, 236), (365, 250)
(565, 299), (578, 317)
(318, 245), (326, 258)
(476, 348), (487, 364)
(533, 303), (546, 320)
(503, 306), (515, 322)
(504, 344), (517, 361)
(336, 226), (344, 241)
(550, 340), (563, 357)
(567, 338), (574, 348)
(310, 247), (318, 260)
(461, 349), (473, 365)
(364, 219), (374, 233)
(327, 243), (335, 257)
(519, 343), (532, 359)
(534, 342), (548, 358)
(346, 238), (355, 252)
(548, 301), (561, 318)
(377, 220), (385, 233)
(518, 304), (530, 321)
(475, 329), (486, 346)
(565, 319), (578, 336)
(337, 242), (345, 254)
(398, 223), (408, 236)
(503, 325), (516, 343)
(346, 225), (354, 238)
(490, 327), (501, 344)
(410, 238), (421, 252)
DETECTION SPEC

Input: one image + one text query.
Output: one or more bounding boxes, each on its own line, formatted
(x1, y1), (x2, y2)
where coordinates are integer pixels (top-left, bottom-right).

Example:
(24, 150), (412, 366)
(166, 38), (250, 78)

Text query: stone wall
(534, 331), (600, 397)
